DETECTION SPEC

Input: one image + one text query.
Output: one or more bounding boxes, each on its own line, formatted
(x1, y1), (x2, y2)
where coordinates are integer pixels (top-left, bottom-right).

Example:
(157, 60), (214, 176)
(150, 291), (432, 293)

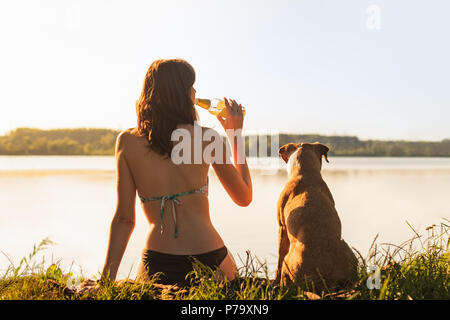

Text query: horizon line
(1, 126), (449, 143)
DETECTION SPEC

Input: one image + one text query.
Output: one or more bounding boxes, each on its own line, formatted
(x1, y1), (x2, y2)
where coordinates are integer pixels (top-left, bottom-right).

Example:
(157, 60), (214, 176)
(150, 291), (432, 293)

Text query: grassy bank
(1, 221), (448, 300)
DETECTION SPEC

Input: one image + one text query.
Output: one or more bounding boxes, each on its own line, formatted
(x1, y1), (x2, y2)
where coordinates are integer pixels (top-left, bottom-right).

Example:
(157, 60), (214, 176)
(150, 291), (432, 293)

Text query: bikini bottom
(141, 246), (228, 285)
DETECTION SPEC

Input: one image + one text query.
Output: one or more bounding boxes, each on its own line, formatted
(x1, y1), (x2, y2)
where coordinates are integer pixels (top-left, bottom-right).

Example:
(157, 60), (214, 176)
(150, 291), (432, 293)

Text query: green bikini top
(139, 176), (209, 238)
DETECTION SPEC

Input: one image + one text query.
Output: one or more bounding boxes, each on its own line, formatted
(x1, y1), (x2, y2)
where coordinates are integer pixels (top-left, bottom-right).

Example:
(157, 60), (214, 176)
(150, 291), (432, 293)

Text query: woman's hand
(216, 98), (244, 132)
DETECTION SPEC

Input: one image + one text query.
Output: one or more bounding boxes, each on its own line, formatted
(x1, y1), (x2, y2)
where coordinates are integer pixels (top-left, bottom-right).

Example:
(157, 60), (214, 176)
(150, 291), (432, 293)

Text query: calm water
(1, 156), (449, 279)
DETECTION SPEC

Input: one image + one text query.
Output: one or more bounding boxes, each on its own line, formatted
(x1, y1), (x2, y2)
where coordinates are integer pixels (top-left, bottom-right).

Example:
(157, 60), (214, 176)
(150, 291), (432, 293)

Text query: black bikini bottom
(141, 246), (228, 285)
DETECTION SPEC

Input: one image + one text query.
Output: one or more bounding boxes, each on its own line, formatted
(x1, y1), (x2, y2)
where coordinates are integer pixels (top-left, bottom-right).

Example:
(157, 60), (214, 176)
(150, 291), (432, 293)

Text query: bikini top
(139, 176), (209, 238)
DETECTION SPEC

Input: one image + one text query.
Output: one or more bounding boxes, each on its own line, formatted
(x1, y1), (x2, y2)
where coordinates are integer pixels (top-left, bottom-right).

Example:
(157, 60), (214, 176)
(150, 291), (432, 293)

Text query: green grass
(1, 220), (448, 300)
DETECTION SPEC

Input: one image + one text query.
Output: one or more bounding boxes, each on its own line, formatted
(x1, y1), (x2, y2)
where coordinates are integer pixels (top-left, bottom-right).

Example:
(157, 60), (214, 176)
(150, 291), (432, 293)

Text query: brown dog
(275, 142), (357, 291)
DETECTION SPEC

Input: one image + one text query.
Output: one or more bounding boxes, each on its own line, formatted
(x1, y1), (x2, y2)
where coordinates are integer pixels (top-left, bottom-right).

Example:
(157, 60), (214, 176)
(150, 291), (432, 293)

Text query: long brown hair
(136, 59), (198, 158)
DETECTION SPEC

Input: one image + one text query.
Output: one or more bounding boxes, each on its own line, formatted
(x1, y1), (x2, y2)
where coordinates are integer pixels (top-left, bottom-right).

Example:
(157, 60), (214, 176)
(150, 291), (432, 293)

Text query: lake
(0, 156), (449, 280)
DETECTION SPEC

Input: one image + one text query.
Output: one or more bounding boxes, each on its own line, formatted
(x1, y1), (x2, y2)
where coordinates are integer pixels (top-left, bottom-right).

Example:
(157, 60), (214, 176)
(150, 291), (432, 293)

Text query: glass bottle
(195, 98), (246, 118)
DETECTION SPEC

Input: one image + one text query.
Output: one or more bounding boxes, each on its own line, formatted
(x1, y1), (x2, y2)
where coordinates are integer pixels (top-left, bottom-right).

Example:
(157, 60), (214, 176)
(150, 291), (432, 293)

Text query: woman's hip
(136, 245), (235, 285)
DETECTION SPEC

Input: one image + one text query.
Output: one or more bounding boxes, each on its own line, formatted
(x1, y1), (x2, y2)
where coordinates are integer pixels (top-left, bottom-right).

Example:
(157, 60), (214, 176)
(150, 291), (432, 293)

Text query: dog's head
(278, 142), (329, 175)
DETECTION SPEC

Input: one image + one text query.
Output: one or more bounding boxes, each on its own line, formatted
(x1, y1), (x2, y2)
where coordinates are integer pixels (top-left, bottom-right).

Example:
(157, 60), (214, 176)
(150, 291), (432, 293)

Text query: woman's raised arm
(212, 98), (252, 207)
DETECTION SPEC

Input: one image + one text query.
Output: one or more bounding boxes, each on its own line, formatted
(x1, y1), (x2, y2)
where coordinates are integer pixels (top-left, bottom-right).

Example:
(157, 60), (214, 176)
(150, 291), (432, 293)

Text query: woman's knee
(136, 261), (150, 282)
(218, 252), (238, 281)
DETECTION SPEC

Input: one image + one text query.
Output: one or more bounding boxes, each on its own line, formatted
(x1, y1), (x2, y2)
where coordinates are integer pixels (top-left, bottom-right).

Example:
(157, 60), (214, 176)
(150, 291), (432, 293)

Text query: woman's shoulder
(122, 127), (139, 135)
(116, 128), (143, 149)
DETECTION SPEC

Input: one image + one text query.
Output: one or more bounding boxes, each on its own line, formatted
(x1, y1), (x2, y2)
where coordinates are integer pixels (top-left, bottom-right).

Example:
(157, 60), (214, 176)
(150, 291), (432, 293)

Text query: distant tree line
(0, 128), (120, 155)
(246, 133), (450, 157)
(0, 127), (449, 157)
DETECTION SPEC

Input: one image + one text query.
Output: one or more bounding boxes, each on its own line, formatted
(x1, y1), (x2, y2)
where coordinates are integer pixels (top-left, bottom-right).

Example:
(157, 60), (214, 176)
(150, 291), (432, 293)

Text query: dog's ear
(278, 143), (299, 163)
(313, 142), (330, 163)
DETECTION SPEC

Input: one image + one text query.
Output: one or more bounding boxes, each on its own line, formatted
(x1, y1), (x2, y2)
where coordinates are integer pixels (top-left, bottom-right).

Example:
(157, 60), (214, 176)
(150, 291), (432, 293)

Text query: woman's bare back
(122, 124), (225, 255)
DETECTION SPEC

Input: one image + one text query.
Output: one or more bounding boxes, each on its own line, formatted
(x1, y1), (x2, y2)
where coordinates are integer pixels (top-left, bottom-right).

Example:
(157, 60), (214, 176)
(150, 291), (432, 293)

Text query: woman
(100, 59), (252, 285)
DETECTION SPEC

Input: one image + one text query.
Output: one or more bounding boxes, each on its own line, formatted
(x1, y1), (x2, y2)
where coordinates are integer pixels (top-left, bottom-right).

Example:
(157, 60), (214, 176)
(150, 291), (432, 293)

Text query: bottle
(195, 98), (246, 118)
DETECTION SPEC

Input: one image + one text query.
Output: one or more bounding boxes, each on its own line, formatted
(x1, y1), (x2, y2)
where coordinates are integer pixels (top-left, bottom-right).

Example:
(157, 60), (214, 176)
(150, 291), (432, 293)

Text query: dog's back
(279, 177), (356, 289)
(276, 142), (357, 291)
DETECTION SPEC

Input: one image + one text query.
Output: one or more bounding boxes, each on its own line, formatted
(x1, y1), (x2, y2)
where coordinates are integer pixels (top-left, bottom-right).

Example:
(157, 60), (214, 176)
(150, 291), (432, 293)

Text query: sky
(0, 0), (449, 141)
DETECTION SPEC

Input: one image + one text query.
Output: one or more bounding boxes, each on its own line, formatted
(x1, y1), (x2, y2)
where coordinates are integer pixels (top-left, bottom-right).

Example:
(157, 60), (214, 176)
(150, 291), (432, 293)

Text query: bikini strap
(139, 176), (209, 238)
